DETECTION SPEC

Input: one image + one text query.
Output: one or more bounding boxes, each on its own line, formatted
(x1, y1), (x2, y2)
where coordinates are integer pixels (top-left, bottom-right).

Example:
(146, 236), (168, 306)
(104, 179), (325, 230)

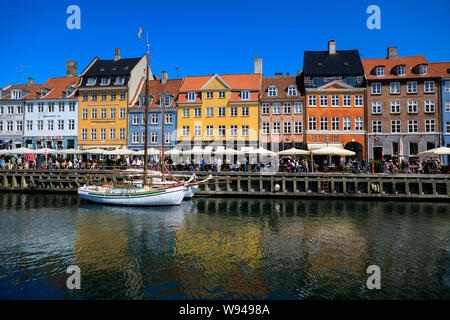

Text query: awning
(307, 143), (342, 150)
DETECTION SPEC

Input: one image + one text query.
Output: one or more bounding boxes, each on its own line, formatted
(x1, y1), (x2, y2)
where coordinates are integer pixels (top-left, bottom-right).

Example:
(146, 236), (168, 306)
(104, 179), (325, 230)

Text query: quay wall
(0, 170), (449, 201)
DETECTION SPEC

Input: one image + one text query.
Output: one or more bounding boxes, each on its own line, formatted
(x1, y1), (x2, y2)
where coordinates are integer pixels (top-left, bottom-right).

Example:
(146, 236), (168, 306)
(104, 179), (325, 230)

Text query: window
(132, 132), (140, 144)
(424, 81), (435, 93)
(446, 101), (450, 112)
(218, 91), (226, 99)
(294, 122), (302, 134)
(376, 66), (385, 76)
(262, 122), (270, 135)
(424, 100), (435, 113)
(372, 83), (381, 94)
(218, 107), (226, 117)
(320, 95), (328, 107)
(91, 92), (97, 101)
(68, 120), (75, 130)
(355, 117), (363, 131)
(320, 117), (328, 131)
(206, 125), (214, 136)
(308, 95), (317, 106)
(12, 89), (21, 99)
(268, 86), (278, 97)
(86, 77), (96, 86)
(56, 102), (64, 112)
(47, 120), (53, 131)
(69, 101), (76, 112)
(287, 85), (298, 96)
(372, 101), (382, 114)
(48, 102), (54, 112)
(6, 121), (13, 132)
(119, 108), (126, 119)
(110, 108), (116, 119)
(313, 77), (324, 87)
(408, 120), (418, 133)
(355, 95), (363, 107)
(372, 120), (382, 133)
(110, 128), (115, 140)
(165, 113), (173, 124)
(165, 132), (172, 144)
(308, 117), (316, 131)
(120, 90), (126, 100)
(273, 122), (281, 134)
(26, 103), (33, 113)
(194, 108), (201, 117)
(241, 90), (250, 100)
(345, 76), (357, 86)
(99, 76), (109, 85)
(7, 106), (14, 114)
(164, 95), (172, 107)
(446, 121), (450, 133)
(101, 91), (107, 101)
(283, 103), (291, 114)
(230, 107), (237, 117)
(408, 101), (418, 114)
(331, 117), (340, 131)
(419, 65), (428, 75)
(58, 120), (64, 130)
(115, 76), (125, 85)
(391, 120), (401, 133)
(262, 103), (270, 115)
(425, 119), (435, 133)
(101, 108), (107, 119)
(272, 103), (281, 114)
(82, 92), (88, 101)
(0, 121), (2, 132)
(16, 120), (23, 132)
(16, 106), (24, 114)
(391, 101), (401, 114)
(242, 106), (249, 116)
(151, 113), (158, 124)
(241, 125), (249, 136)
(407, 81), (417, 93)
(132, 114), (140, 125)
(343, 95), (351, 107)
(37, 120), (43, 131)
(284, 122), (291, 134)
(331, 95), (339, 107)
(205, 107), (213, 117)
(100, 128), (106, 140)
(182, 108), (189, 118)
(119, 128), (126, 140)
(230, 125), (238, 136)
(91, 109), (97, 119)
(26, 120), (33, 131)
(390, 82), (400, 94)
(81, 129), (87, 140)
(150, 132), (157, 144)
(110, 91), (116, 100)
(343, 117), (352, 131)
(410, 142), (419, 155)
(206, 92), (213, 99)
(294, 102), (303, 114)
(218, 125), (226, 136)
(397, 66), (405, 76)
(445, 81), (450, 93)
(194, 125), (202, 137)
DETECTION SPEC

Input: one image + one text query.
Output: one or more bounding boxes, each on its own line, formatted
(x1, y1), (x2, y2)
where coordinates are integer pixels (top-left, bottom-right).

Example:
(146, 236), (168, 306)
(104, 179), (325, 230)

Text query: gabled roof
(200, 74), (232, 90)
(129, 78), (183, 108)
(38, 76), (80, 99)
(306, 79), (365, 91)
(261, 75), (303, 99)
(429, 62), (450, 78)
(179, 73), (261, 92)
(303, 50), (364, 76)
(0, 84), (42, 101)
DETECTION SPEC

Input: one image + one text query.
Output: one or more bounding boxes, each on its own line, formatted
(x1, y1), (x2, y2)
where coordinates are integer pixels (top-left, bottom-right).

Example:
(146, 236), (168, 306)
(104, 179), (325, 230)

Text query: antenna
(171, 64), (182, 78)
(17, 64), (30, 84)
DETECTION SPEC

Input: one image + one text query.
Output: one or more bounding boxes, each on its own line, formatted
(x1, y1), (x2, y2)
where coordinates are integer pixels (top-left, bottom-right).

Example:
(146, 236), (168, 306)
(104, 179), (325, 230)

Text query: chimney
(66, 60), (77, 77)
(114, 48), (121, 61)
(27, 78), (34, 85)
(328, 40), (336, 54)
(254, 57), (262, 74)
(286, 72), (290, 77)
(161, 71), (168, 85)
(387, 47), (398, 59)
(275, 72), (282, 77)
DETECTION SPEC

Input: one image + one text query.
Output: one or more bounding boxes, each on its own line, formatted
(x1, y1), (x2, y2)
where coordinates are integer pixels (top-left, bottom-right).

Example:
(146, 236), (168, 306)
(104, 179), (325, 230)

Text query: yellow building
(176, 73), (261, 150)
(77, 48), (150, 150)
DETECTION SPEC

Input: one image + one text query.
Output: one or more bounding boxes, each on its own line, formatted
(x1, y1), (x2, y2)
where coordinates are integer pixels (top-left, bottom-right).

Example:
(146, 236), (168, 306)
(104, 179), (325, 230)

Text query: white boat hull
(184, 185), (199, 199)
(78, 185), (186, 206)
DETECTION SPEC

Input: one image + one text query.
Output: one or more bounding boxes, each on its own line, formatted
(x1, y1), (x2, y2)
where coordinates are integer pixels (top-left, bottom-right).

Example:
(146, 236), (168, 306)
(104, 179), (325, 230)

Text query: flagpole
(143, 32), (150, 186)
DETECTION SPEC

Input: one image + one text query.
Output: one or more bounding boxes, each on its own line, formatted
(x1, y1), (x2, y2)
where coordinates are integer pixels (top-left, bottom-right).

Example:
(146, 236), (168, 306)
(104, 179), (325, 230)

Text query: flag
(138, 26), (143, 40)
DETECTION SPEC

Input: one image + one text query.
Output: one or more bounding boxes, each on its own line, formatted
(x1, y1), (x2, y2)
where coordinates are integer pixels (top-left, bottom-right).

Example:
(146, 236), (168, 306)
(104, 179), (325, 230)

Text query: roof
(429, 62), (450, 78)
(361, 55), (440, 80)
(261, 75), (303, 99)
(303, 50), (364, 76)
(39, 76), (80, 99)
(0, 84), (42, 101)
(179, 73), (261, 92)
(129, 78), (183, 108)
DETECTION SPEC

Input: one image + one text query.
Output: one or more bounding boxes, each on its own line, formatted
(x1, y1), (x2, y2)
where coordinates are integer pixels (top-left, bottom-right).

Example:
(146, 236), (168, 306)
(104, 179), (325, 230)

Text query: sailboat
(78, 38), (187, 206)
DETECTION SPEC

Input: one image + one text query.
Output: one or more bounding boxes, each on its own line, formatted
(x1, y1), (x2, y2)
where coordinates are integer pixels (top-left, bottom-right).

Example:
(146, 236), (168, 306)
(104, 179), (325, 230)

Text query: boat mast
(143, 39), (150, 186)
(161, 75), (166, 181)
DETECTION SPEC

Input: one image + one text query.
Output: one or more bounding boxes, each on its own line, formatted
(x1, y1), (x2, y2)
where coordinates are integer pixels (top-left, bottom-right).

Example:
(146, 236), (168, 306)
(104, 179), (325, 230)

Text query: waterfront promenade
(0, 169), (448, 201)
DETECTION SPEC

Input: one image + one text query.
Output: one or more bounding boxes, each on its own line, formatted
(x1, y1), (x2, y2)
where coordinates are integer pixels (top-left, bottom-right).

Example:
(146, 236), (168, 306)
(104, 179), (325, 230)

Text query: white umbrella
(278, 148), (310, 156)
(165, 149), (182, 156)
(106, 148), (138, 155)
(181, 146), (204, 155)
(214, 148), (243, 155)
(417, 147), (450, 157)
(135, 148), (160, 156)
(1, 147), (35, 154)
(34, 148), (58, 154)
(312, 146), (355, 156)
(58, 148), (83, 155)
(398, 137), (404, 163)
(250, 147), (277, 156)
(80, 148), (108, 155)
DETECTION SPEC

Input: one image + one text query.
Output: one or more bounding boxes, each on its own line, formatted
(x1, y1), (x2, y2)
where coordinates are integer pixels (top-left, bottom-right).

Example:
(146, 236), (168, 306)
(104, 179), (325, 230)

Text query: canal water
(0, 193), (448, 300)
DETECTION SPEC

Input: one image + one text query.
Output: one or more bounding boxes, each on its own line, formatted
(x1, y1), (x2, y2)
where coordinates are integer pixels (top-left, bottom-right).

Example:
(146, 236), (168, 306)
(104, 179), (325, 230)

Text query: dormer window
(187, 92), (196, 102)
(313, 77), (324, 87)
(287, 85), (298, 96)
(86, 77), (97, 86)
(165, 95), (173, 106)
(396, 65), (406, 76)
(115, 76), (125, 85)
(419, 64), (428, 75)
(100, 77), (110, 85)
(376, 66), (385, 76)
(11, 89), (21, 99)
(139, 94), (145, 107)
(268, 86), (278, 97)
(241, 90), (250, 100)
(65, 87), (75, 96)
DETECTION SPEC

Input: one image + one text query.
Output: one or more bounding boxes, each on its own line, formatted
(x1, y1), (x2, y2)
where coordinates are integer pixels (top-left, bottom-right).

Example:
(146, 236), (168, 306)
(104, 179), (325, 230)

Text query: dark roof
(303, 50), (364, 76)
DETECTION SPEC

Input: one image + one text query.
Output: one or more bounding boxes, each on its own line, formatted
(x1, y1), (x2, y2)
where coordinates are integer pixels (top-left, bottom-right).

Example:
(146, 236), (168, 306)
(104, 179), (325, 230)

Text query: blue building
(433, 62), (450, 165)
(128, 73), (181, 151)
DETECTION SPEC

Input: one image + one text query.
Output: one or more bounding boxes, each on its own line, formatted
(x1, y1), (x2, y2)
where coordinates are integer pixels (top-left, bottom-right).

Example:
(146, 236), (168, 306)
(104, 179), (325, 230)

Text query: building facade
(303, 40), (366, 160)
(259, 72), (306, 151)
(128, 72), (182, 150)
(176, 72), (261, 150)
(23, 61), (79, 150)
(77, 49), (150, 151)
(362, 47), (441, 161)
(0, 81), (41, 150)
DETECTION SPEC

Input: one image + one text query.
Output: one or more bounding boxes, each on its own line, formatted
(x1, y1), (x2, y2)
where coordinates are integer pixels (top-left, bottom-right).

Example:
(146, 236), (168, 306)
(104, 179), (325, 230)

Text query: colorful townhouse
(362, 47), (441, 161)
(23, 61), (80, 150)
(176, 70), (261, 150)
(303, 40), (366, 160)
(259, 71), (306, 151)
(0, 80), (42, 150)
(431, 62), (450, 165)
(128, 71), (182, 150)
(77, 49), (150, 151)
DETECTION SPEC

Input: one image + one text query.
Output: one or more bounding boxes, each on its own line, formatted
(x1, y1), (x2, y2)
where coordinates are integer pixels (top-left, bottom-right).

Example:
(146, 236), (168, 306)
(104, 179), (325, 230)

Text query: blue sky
(0, 0), (449, 86)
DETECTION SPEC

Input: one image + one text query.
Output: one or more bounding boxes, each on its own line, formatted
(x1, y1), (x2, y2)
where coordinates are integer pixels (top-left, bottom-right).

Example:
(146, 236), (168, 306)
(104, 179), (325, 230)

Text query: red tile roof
(129, 78), (183, 108)
(261, 75), (303, 99)
(179, 73), (261, 92)
(0, 84), (42, 101)
(429, 62), (450, 78)
(40, 76), (80, 99)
